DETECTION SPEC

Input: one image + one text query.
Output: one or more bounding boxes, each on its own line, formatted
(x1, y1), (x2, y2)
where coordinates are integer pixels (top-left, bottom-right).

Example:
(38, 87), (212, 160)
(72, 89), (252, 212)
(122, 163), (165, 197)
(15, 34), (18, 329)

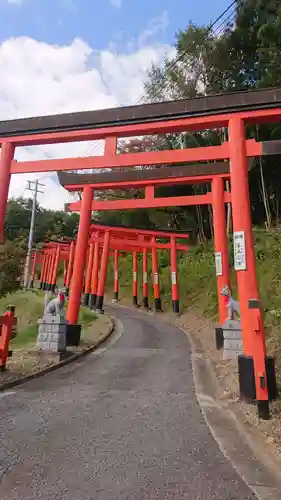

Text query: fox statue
(44, 288), (66, 317)
(220, 285), (240, 321)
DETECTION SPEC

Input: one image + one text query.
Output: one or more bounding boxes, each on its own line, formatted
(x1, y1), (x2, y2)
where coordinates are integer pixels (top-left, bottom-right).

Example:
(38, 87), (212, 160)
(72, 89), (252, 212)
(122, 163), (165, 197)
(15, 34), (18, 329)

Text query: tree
(4, 198), (80, 243)
(140, 0), (281, 235)
(0, 240), (25, 297)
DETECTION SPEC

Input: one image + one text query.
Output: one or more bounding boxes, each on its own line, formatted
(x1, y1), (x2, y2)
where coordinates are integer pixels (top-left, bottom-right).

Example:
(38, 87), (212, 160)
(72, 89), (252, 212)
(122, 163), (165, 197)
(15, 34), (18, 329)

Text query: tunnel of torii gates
(2, 88), (281, 418)
(29, 224), (189, 316)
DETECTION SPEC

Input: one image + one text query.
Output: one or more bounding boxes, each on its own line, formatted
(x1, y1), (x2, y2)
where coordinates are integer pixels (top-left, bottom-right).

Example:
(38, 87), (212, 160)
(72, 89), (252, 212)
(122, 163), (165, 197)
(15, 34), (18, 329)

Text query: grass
(12, 324), (38, 348)
(79, 307), (97, 327)
(0, 290), (45, 348)
(0, 289), (97, 350)
(0, 288), (107, 384)
(105, 229), (281, 383)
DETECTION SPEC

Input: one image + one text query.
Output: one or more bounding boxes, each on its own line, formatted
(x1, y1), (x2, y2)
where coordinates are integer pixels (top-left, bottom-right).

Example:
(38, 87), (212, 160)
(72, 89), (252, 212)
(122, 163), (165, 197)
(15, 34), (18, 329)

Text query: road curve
(0, 306), (256, 499)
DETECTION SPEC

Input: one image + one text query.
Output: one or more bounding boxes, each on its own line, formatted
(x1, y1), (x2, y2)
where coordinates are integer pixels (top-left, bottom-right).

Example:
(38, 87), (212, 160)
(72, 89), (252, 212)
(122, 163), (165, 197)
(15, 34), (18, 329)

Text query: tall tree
(140, 1), (281, 234)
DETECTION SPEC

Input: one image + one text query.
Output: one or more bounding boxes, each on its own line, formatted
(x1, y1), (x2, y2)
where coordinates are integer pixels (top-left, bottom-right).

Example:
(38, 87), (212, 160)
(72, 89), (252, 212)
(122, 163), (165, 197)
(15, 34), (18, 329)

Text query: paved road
(0, 306), (256, 499)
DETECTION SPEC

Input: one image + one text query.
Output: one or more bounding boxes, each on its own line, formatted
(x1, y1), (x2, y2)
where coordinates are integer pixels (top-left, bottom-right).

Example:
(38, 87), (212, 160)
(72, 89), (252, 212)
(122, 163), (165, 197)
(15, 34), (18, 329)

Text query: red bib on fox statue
(58, 290), (65, 308)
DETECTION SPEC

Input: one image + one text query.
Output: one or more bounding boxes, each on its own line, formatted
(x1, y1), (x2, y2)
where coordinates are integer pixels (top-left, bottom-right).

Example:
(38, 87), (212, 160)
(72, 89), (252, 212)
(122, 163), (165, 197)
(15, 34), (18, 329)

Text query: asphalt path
(0, 306), (256, 499)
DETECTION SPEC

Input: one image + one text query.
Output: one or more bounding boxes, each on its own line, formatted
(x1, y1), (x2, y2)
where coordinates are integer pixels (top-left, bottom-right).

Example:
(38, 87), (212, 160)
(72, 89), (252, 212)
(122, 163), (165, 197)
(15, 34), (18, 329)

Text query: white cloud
(110, 0), (122, 7)
(138, 11), (169, 46)
(6, 0), (23, 4)
(0, 36), (172, 210)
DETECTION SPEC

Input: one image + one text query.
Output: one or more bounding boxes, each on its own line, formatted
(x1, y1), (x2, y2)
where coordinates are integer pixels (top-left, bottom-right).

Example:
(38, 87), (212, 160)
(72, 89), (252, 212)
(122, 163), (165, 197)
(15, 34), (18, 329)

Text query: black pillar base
(51, 284), (56, 293)
(43, 282), (47, 290)
(90, 294), (97, 309)
(143, 296), (149, 309)
(132, 296), (138, 307)
(215, 327), (224, 350)
(96, 295), (104, 313)
(154, 297), (162, 312)
(65, 287), (69, 298)
(112, 291), (119, 302)
(238, 354), (277, 406)
(30, 280), (34, 289)
(257, 400), (270, 420)
(66, 324), (82, 347)
(83, 293), (90, 307)
(39, 281), (43, 290)
(172, 299), (180, 314)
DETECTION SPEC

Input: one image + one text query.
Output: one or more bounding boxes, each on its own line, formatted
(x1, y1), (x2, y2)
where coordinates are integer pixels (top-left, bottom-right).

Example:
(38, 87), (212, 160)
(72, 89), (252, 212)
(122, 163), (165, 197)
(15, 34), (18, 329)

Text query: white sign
(133, 272), (137, 281)
(153, 273), (158, 285)
(143, 272), (148, 284)
(234, 231), (246, 271)
(215, 252), (222, 276)
(171, 271), (177, 285)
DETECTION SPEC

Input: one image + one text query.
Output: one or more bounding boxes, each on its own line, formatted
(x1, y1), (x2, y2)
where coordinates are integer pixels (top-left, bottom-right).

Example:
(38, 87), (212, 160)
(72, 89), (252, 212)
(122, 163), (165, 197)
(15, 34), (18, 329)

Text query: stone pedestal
(37, 314), (68, 353)
(222, 319), (243, 360)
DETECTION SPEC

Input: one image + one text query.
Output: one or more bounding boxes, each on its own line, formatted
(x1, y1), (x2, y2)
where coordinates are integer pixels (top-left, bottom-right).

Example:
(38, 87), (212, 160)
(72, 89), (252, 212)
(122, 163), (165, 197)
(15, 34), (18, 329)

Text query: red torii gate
(87, 225), (189, 313)
(37, 240), (121, 293)
(63, 167), (231, 324)
(2, 87), (281, 418)
(38, 242), (71, 292)
(37, 227), (188, 314)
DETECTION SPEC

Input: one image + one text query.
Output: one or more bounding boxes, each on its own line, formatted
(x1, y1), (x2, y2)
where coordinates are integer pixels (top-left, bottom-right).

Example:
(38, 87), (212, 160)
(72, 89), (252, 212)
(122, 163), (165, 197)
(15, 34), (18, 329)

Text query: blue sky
(2, 0), (231, 209)
(0, 0), (230, 50)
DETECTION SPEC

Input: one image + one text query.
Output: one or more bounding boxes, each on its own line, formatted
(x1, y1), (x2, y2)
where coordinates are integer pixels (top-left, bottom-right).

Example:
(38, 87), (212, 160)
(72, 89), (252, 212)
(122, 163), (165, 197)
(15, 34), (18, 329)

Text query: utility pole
(23, 180), (44, 289)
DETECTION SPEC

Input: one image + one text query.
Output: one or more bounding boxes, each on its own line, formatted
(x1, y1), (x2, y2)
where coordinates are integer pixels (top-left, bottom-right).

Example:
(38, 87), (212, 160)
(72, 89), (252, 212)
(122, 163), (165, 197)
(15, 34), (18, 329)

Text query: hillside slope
(106, 229), (281, 381)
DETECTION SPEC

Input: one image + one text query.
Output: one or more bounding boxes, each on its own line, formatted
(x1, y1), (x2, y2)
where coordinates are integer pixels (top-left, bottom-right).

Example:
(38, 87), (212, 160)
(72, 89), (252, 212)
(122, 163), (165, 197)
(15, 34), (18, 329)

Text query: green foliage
(107, 1), (281, 236)
(4, 197), (79, 243)
(79, 308), (97, 325)
(0, 290), (44, 346)
(0, 240), (25, 298)
(12, 324), (38, 348)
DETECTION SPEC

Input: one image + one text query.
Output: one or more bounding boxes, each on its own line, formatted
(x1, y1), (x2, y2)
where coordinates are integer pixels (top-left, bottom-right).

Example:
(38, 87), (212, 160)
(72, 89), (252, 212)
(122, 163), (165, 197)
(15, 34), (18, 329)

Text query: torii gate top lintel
(89, 223), (190, 240)
(1, 87), (281, 145)
(57, 161), (254, 192)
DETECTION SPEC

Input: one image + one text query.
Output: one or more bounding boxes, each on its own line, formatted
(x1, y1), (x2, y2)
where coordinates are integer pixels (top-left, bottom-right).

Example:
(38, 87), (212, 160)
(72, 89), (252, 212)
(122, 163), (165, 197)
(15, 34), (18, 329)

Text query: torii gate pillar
(96, 230), (111, 313)
(212, 176), (230, 324)
(67, 186), (93, 325)
(142, 248), (149, 309)
(0, 143), (14, 242)
(113, 249), (119, 302)
(229, 117), (270, 419)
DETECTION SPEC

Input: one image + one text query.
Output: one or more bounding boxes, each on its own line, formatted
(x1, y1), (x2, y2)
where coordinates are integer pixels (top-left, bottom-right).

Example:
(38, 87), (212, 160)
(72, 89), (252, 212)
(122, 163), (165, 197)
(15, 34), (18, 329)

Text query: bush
(0, 240), (25, 298)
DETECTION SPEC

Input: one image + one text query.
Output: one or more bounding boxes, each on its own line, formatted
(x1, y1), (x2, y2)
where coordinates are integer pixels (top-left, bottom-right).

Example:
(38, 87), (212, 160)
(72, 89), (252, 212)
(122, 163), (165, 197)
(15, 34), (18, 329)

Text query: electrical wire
(144, 0), (237, 102)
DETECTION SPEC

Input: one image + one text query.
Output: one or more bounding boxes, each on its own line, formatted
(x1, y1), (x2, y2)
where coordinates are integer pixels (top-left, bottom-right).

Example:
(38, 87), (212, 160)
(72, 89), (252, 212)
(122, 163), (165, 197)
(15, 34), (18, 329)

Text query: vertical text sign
(234, 231), (247, 271)
(215, 252), (223, 276)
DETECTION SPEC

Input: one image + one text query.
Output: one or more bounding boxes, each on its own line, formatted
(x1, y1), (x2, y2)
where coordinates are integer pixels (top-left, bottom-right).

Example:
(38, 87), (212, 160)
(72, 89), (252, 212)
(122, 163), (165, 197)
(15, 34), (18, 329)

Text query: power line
(146, 0), (237, 101)
(77, 0), (238, 160)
